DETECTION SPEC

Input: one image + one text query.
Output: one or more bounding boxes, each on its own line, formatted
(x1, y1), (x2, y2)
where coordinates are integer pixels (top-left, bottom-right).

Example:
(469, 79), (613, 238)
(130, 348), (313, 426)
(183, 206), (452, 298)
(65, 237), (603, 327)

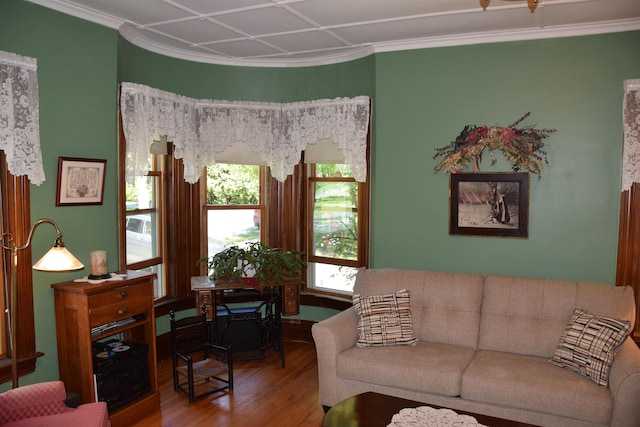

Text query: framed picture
(449, 172), (529, 238)
(56, 157), (106, 206)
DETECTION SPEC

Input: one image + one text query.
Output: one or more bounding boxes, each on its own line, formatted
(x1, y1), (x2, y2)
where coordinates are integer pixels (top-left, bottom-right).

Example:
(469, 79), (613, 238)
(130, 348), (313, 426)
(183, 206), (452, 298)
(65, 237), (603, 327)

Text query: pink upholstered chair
(0, 381), (110, 427)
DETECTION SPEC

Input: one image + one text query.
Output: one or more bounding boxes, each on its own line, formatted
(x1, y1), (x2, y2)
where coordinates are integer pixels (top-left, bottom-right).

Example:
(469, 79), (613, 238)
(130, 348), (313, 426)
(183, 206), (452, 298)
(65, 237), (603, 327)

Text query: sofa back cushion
(353, 268), (484, 349)
(479, 275), (636, 357)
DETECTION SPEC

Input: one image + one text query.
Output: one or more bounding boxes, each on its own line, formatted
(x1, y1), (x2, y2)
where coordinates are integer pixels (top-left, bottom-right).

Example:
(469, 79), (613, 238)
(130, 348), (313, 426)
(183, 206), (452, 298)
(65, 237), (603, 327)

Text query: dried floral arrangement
(433, 112), (556, 175)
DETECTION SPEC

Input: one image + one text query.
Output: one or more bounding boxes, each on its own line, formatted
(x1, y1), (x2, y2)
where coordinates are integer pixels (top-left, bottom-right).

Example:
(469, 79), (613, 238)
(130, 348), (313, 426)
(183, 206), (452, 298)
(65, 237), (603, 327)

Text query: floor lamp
(1, 218), (84, 388)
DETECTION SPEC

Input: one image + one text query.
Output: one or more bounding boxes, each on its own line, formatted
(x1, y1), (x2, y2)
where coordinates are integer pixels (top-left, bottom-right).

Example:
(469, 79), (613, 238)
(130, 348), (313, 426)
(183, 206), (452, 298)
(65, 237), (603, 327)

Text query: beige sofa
(312, 268), (640, 427)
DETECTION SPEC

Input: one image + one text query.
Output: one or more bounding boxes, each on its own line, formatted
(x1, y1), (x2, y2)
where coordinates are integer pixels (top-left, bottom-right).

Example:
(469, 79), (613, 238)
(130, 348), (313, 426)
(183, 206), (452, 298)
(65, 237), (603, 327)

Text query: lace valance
(622, 79), (640, 192)
(120, 82), (370, 183)
(0, 50), (44, 185)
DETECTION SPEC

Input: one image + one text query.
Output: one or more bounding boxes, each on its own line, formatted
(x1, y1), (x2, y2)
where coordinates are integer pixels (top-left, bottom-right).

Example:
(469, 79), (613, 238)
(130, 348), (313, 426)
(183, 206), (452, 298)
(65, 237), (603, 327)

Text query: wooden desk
(190, 276), (302, 319)
(191, 277), (299, 367)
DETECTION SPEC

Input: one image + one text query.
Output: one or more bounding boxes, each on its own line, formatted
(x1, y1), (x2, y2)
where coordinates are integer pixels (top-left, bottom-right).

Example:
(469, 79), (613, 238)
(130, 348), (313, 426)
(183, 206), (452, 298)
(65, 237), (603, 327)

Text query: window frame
(303, 161), (370, 296)
(202, 165), (268, 259)
(307, 172), (362, 269)
(123, 164), (167, 300)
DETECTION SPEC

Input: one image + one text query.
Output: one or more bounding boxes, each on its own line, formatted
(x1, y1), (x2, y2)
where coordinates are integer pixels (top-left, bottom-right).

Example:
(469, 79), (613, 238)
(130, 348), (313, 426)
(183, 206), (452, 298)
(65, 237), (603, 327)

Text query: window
(123, 158), (166, 299)
(306, 163), (369, 295)
(204, 164), (265, 259)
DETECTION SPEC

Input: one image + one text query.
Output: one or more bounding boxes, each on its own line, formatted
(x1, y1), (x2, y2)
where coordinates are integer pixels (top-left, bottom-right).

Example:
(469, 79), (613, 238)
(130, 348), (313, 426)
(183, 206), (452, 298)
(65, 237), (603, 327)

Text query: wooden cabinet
(51, 271), (160, 427)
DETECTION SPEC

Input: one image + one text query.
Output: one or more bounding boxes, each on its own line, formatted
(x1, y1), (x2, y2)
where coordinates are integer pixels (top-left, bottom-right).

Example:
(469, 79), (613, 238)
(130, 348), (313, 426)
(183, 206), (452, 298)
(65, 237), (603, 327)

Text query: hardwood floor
(130, 340), (325, 427)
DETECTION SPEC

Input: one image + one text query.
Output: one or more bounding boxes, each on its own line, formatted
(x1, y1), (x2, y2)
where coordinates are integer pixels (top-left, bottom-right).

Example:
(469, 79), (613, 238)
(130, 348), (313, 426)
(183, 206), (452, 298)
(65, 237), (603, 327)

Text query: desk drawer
(89, 282), (151, 327)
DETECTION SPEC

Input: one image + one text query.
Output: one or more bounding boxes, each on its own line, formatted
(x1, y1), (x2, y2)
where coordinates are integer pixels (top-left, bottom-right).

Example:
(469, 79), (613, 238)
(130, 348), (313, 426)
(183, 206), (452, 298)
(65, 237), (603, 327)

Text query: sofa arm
(1, 402), (110, 427)
(0, 381), (68, 424)
(608, 338), (640, 426)
(311, 307), (359, 407)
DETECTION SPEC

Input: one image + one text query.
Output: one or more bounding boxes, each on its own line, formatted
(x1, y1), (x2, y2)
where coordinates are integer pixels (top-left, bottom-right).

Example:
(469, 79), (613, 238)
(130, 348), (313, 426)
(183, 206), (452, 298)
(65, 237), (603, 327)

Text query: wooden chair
(170, 309), (233, 403)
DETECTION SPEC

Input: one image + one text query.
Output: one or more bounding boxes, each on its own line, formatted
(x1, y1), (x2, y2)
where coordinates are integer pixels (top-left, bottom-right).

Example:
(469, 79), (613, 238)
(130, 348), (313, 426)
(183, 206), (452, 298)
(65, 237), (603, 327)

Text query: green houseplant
(203, 242), (305, 290)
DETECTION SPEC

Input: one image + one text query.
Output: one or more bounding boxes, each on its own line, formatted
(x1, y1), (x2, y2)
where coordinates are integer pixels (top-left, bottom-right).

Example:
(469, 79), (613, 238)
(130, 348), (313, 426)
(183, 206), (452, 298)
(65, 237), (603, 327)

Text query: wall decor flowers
(433, 112), (556, 175)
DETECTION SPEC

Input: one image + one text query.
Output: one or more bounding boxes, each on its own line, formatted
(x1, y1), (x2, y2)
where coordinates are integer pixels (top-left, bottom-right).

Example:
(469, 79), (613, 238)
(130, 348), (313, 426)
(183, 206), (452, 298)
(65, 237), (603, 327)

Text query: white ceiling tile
(171, 0), (270, 15)
(261, 30), (347, 53)
(209, 39), (282, 58)
(151, 19), (241, 44)
(214, 6), (312, 35)
(70, 0), (190, 24)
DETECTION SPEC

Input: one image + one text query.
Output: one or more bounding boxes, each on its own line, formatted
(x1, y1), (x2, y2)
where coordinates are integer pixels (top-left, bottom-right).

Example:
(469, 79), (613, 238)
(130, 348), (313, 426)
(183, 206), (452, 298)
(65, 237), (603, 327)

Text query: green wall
(1, 0), (119, 389)
(372, 34), (640, 283)
(116, 38), (376, 102)
(1, 0), (639, 389)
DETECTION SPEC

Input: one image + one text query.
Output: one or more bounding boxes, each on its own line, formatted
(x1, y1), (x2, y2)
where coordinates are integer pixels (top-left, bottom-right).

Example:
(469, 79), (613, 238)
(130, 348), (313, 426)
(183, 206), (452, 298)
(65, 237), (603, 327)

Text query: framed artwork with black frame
(449, 172), (529, 238)
(56, 157), (107, 206)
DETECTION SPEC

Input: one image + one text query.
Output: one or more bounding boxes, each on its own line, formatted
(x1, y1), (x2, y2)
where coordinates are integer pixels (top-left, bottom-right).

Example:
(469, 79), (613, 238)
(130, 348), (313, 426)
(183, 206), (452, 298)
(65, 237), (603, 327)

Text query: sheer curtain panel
(616, 79), (640, 344)
(0, 50), (44, 185)
(119, 83), (370, 183)
(622, 79), (640, 192)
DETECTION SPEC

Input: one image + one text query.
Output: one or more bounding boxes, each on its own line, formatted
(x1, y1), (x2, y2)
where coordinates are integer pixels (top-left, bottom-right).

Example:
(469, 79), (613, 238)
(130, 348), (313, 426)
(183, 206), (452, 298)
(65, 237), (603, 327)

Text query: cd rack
(92, 339), (150, 413)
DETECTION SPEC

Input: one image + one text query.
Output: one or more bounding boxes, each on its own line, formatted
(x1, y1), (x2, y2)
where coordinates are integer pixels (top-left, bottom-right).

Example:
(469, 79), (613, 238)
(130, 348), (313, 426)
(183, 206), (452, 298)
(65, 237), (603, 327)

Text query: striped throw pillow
(353, 289), (417, 347)
(550, 309), (631, 386)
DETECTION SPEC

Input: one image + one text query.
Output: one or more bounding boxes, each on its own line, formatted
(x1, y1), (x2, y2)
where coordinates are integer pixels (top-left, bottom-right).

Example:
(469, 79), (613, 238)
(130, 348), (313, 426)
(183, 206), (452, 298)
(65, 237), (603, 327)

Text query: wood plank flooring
(130, 340), (325, 427)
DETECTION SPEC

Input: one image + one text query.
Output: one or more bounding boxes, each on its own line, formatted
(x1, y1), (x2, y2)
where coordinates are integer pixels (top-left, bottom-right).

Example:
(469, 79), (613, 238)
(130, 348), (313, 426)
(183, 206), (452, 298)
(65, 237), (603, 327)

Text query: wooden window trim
(302, 130), (371, 295)
(0, 156), (42, 384)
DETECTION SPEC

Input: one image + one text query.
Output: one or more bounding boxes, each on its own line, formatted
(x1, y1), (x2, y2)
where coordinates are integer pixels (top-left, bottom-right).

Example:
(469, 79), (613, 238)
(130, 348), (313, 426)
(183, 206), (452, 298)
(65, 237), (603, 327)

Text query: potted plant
(203, 242), (305, 290)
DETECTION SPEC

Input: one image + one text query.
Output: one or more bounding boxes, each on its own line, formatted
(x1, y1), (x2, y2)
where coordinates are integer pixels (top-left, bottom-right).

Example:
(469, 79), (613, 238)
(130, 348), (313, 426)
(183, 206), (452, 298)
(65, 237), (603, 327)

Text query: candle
(90, 250), (108, 276)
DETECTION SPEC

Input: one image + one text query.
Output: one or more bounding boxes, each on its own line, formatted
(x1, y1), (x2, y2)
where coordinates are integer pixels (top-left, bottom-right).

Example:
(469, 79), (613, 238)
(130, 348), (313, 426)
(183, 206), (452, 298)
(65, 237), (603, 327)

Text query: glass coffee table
(323, 392), (538, 427)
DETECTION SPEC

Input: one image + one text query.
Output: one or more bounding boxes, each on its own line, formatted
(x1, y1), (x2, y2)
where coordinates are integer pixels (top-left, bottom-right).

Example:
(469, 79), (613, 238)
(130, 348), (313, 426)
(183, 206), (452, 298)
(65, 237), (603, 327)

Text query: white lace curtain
(622, 79), (640, 192)
(0, 50), (44, 185)
(120, 82), (370, 183)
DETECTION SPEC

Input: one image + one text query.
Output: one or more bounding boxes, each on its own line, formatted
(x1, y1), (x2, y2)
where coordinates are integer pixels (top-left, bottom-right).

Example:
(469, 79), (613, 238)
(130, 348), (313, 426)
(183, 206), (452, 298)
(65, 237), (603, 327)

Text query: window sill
(301, 291), (351, 312)
(0, 352), (44, 385)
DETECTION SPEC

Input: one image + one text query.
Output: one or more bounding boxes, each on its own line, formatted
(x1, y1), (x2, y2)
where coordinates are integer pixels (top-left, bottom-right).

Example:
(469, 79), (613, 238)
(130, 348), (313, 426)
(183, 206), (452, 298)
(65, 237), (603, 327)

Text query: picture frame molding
(449, 172), (529, 238)
(56, 157), (107, 206)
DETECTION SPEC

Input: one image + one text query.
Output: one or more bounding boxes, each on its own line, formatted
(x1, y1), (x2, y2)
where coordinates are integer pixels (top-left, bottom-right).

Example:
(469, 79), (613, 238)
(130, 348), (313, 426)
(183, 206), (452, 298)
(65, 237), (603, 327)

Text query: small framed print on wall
(449, 172), (529, 238)
(56, 157), (106, 206)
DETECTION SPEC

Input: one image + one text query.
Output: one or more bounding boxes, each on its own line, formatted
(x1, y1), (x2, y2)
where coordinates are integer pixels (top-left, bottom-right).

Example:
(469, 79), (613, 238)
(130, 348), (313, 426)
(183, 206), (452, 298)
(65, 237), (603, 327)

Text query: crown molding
(26, 0), (640, 68)
(373, 18), (640, 54)
(120, 18), (640, 67)
(117, 23), (375, 68)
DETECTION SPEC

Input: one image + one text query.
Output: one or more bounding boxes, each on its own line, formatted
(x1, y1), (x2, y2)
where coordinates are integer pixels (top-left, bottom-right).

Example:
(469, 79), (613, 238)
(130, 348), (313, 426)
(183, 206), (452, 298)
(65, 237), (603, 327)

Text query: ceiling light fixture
(480, 0), (539, 13)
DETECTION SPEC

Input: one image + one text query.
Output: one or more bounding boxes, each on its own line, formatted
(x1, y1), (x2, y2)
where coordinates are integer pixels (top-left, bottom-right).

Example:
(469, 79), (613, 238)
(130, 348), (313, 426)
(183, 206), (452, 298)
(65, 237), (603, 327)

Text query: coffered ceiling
(27, 0), (640, 67)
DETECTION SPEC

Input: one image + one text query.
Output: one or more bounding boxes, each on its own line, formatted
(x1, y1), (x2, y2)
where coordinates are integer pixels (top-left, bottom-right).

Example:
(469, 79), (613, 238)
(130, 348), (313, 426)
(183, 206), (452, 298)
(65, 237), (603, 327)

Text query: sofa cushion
(337, 342), (476, 397)
(461, 351), (613, 425)
(550, 309), (631, 386)
(479, 275), (636, 358)
(353, 268), (484, 348)
(353, 288), (417, 347)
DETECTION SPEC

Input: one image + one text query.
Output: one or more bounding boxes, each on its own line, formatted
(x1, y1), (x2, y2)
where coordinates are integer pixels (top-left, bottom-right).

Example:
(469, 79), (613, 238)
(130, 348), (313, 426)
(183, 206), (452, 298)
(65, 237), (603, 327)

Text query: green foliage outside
(206, 164), (259, 205)
(316, 164), (353, 178)
(313, 164), (358, 260)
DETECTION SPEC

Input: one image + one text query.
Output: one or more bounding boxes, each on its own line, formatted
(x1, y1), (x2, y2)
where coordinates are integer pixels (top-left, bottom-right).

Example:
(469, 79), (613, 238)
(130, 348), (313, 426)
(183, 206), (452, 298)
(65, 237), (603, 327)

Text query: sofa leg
(322, 405), (331, 414)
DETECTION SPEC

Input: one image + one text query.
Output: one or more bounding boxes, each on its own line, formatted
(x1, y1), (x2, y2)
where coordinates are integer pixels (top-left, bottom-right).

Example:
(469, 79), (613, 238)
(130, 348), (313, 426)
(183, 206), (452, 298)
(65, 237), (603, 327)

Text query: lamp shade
(32, 246), (84, 271)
